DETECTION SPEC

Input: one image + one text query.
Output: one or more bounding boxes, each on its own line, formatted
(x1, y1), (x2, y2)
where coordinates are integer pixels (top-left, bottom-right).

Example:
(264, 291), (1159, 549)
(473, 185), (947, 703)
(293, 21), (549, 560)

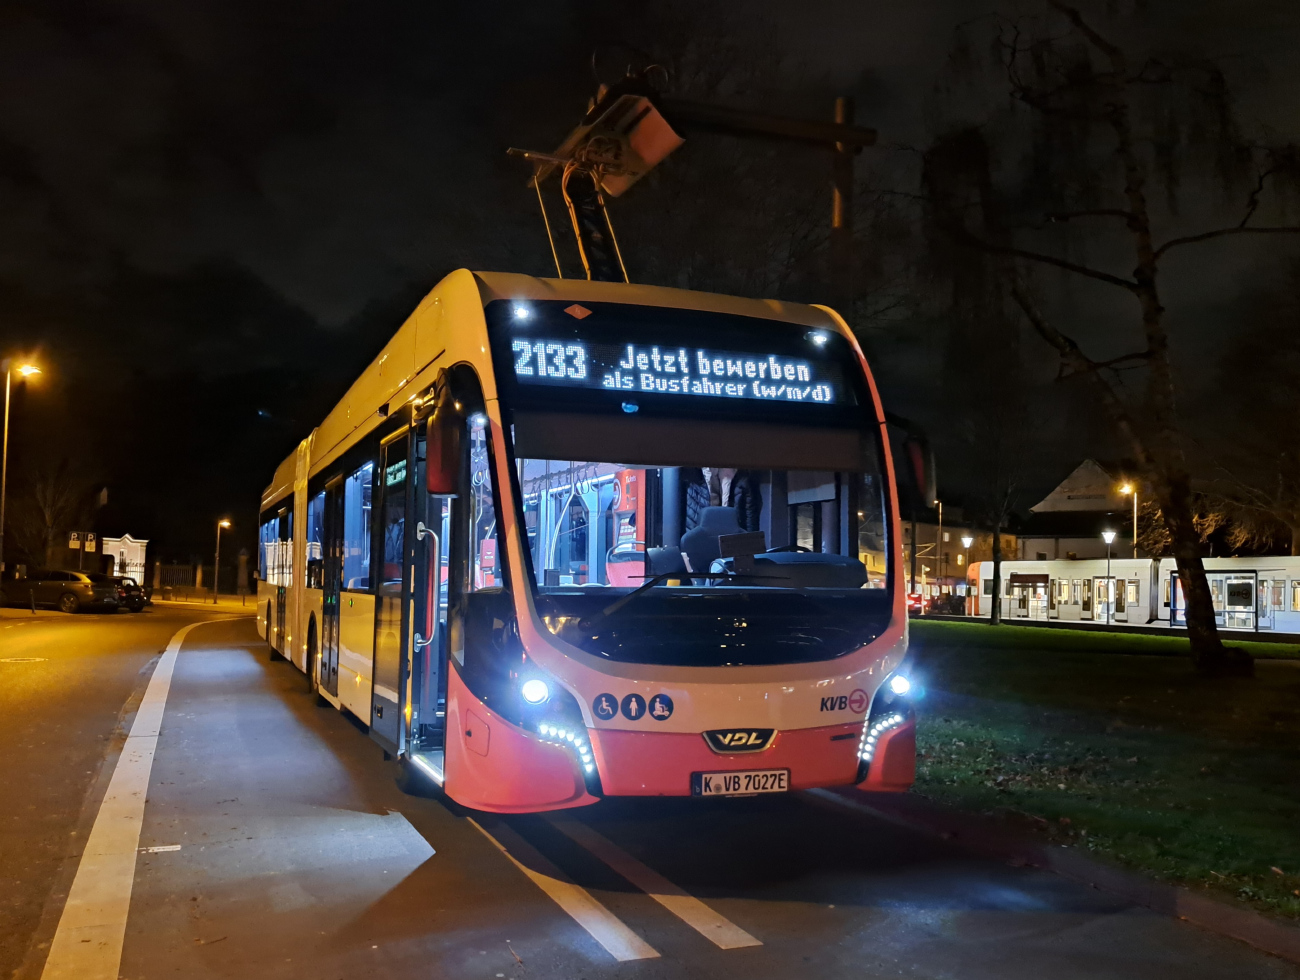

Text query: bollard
(30, 588), (35, 614)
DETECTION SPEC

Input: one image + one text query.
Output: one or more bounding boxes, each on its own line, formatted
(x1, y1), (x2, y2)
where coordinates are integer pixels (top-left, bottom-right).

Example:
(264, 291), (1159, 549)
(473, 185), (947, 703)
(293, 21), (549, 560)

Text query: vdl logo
(703, 728), (776, 753)
(820, 689), (869, 713)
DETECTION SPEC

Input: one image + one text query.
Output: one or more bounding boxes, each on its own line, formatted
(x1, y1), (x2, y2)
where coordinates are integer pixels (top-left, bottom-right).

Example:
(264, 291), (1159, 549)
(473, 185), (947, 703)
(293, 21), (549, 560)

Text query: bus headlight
(521, 678), (550, 704)
(888, 674), (911, 696)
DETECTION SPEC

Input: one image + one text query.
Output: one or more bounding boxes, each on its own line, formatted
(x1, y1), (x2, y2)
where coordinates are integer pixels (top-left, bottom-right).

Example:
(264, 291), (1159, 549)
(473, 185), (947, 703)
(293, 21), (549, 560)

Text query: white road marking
(137, 845), (182, 854)
(39, 619), (220, 980)
(548, 817), (762, 949)
(467, 817), (659, 962)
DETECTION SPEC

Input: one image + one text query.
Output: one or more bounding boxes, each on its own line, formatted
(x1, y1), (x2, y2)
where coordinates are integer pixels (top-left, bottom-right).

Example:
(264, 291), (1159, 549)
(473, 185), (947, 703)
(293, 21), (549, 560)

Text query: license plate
(693, 769), (789, 797)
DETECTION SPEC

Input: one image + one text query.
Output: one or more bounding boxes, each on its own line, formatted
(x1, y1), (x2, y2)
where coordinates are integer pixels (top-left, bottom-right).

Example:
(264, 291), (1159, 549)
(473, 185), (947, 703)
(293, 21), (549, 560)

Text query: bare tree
(9, 460), (99, 569)
(923, 1), (1300, 674)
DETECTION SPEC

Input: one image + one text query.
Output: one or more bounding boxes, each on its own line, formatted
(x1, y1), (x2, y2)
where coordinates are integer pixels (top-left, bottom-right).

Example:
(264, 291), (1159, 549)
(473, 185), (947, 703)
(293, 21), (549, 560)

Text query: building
(100, 534), (148, 583)
(1017, 459), (1137, 561)
(901, 506), (1016, 605)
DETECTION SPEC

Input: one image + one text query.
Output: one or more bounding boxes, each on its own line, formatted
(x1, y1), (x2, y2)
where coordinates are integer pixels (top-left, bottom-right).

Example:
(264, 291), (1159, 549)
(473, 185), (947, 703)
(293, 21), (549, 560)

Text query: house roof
(1018, 510), (1129, 538)
(1029, 459), (1133, 514)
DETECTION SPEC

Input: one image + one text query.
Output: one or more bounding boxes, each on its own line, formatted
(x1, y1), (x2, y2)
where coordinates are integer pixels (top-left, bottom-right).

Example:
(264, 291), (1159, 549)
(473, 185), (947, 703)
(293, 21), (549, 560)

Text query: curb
(810, 788), (1300, 964)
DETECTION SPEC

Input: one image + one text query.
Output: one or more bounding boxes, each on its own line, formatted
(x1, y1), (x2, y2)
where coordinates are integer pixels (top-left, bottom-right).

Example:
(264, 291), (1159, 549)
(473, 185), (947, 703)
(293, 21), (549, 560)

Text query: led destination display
(509, 338), (845, 405)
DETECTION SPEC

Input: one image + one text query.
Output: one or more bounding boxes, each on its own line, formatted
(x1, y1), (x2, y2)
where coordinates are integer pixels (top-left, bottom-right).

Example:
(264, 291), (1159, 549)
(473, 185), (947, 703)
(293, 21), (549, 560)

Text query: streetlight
(1102, 529), (1117, 625)
(214, 519), (231, 603)
(1119, 482), (1138, 559)
(961, 535), (974, 616)
(0, 359), (41, 573)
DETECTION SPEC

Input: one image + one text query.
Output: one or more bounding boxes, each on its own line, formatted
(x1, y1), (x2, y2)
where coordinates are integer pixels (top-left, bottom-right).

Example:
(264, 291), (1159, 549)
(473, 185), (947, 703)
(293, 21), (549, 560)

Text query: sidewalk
(0, 606), (61, 620)
(152, 593), (257, 611)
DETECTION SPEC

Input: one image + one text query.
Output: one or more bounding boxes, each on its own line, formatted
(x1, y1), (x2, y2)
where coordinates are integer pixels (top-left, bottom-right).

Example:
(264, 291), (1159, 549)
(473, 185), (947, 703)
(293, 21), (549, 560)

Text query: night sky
(2, 0), (1299, 568)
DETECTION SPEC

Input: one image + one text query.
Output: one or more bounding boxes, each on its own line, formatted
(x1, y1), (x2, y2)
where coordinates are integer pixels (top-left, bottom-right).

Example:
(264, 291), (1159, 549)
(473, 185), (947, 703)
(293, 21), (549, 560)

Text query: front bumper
(591, 722), (866, 796)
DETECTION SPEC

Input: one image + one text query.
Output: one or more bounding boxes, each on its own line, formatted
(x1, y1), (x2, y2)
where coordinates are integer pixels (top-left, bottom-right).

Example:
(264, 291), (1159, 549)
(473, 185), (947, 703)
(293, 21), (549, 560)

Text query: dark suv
(3, 570), (120, 613)
(114, 576), (146, 613)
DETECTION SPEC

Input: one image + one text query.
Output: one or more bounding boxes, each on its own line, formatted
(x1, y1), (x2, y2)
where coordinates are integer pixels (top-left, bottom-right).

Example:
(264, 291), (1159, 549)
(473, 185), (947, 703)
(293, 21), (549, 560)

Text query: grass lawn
(907, 619), (1300, 919)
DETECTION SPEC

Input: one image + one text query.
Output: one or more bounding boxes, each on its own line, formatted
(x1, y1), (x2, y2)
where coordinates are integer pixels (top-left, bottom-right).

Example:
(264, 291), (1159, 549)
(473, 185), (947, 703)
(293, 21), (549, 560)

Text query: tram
(257, 270), (914, 812)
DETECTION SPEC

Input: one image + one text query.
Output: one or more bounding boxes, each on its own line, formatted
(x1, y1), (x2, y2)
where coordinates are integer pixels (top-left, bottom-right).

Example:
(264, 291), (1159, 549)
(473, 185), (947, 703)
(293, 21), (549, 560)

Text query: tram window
(470, 416), (500, 591)
(1210, 577), (1224, 611)
(306, 491), (325, 589)
(1292, 582), (1300, 612)
(1127, 581), (1139, 604)
(343, 461), (373, 590)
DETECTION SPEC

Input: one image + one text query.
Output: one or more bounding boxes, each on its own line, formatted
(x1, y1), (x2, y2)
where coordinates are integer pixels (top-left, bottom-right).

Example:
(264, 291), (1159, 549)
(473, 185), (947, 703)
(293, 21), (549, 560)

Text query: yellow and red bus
(257, 270), (913, 812)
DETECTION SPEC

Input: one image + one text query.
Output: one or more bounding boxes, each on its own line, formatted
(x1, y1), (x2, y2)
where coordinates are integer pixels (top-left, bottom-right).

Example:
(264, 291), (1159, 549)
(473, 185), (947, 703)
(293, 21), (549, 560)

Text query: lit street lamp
(214, 519), (231, 604)
(1120, 482), (1138, 559)
(0, 359), (41, 573)
(961, 535), (974, 616)
(1102, 529), (1117, 625)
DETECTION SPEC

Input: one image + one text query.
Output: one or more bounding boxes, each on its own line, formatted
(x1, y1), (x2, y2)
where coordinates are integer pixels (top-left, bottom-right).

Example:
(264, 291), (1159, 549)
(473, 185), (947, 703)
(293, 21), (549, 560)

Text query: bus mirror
(426, 389), (462, 495)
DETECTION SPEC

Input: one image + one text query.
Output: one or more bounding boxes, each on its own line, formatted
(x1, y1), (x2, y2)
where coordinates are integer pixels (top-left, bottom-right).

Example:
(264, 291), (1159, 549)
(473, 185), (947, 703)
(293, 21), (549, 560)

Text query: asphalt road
(4, 610), (1298, 980)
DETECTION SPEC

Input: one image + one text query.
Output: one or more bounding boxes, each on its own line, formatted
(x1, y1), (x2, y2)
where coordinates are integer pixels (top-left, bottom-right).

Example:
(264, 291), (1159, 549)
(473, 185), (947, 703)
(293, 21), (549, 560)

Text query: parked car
(3, 569), (120, 613)
(114, 576), (147, 612)
(906, 592), (928, 616)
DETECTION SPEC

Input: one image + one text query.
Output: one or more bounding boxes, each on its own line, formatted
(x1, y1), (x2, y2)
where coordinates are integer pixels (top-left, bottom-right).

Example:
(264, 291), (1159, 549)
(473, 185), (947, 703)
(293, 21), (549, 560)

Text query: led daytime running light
(858, 712), (907, 764)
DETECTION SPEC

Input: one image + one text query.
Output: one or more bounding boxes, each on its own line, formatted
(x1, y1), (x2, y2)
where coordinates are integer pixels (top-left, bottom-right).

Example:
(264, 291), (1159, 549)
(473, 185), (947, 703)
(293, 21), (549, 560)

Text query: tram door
(408, 427), (451, 755)
(320, 478), (344, 696)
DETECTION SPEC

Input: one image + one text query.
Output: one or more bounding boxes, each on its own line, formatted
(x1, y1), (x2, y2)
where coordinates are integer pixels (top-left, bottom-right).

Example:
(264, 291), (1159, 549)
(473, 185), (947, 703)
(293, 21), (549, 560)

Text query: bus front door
(320, 479), (343, 697)
(406, 427), (450, 770)
(371, 429), (409, 753)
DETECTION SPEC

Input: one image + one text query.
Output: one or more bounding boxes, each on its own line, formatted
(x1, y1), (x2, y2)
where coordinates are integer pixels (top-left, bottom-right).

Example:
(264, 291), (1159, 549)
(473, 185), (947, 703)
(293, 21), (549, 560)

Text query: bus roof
(260, 270), (845, 511)
(474, 272), (838, 329)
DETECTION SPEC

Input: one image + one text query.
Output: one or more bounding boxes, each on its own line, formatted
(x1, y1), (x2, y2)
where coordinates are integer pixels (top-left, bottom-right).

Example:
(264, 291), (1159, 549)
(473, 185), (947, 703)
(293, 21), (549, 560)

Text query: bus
(257, 269), (914, 813)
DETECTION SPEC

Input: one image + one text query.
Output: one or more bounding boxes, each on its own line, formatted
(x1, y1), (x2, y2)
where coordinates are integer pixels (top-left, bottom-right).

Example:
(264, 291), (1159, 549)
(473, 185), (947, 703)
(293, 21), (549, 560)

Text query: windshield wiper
(577, 569), (790, 630)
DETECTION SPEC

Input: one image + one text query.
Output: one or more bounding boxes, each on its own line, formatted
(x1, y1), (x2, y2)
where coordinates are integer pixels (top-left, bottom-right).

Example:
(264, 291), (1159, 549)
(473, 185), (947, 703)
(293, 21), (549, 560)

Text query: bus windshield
(490, 299), (894, 667)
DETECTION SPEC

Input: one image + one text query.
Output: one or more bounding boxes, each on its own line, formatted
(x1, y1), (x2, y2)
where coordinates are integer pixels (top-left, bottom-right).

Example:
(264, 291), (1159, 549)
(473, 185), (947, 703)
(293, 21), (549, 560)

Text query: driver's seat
(680, 507), (745, 575)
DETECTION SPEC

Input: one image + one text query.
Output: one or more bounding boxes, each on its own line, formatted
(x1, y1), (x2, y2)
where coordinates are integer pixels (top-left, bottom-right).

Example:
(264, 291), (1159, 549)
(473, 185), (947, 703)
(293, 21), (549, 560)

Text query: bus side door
(320, 477), (344, 697)
(371, 429), (409, 753)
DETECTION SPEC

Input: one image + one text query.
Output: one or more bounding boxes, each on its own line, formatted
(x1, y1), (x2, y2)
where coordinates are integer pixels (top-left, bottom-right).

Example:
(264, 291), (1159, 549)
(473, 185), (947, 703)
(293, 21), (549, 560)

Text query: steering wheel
(764, 544), (813, 554)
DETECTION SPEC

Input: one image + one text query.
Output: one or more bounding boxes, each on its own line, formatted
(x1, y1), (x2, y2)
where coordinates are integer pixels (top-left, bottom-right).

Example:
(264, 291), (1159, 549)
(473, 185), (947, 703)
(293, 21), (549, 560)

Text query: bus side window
(469, 416), (500, 591)
(343, 461), (373, 590)
(259, 516), (276, 584)
(281, 507), (293, 588)
(306, 491), (325, 589)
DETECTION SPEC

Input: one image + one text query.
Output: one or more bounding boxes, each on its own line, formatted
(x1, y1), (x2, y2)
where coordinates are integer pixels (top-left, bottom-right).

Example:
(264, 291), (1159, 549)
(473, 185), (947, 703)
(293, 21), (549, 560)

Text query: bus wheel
(307, 619), (327, 706)
(267, 603), (282, 661)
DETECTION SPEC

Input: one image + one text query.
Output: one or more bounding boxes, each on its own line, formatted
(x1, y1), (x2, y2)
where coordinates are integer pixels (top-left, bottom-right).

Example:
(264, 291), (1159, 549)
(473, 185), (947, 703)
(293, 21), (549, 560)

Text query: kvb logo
(820, 688), (869, 712)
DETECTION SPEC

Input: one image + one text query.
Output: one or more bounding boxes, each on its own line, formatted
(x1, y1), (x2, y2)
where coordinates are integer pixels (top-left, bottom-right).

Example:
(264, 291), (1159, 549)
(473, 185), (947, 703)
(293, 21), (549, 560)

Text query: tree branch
(1010, 277), (1154, 470)
(1044, 209), (1137, 223)
(1154, 225), (1300, 259)
(1048, 1), (1125, 67)
(1095, 350), (1153, 370)
(948, 224), (1140, 290)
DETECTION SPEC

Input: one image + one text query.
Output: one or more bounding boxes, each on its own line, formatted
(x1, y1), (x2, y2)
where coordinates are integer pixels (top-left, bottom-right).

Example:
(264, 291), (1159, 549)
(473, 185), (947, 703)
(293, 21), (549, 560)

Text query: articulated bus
(257, 270), (914, 812)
